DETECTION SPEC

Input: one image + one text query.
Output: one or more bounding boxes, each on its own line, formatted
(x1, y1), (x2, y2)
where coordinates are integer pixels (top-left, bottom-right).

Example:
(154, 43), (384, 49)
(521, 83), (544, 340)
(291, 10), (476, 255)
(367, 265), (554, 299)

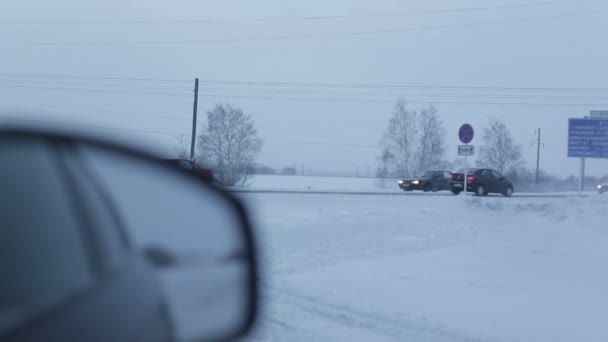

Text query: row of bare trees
(378, 101), (524, 184)
(378, 101), (448, 183)
(178, 100), (524, 187)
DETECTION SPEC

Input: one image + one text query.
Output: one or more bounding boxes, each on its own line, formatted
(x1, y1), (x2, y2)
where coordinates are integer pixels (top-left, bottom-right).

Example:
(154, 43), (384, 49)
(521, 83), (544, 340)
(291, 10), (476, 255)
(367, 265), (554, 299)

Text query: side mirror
(0, 128), (258, 342)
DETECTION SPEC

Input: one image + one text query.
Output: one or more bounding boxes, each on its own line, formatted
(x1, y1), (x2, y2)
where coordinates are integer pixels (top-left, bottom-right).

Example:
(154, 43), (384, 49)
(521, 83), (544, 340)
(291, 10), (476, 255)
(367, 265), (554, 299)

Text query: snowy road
(230, 189), (574, 198)
(239, 192), (608, 342)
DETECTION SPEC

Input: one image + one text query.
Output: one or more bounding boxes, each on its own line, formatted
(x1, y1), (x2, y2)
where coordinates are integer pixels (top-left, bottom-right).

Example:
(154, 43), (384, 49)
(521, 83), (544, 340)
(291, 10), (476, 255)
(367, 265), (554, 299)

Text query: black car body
(398, 170), (453, 192)
(450, 168), (514, 196)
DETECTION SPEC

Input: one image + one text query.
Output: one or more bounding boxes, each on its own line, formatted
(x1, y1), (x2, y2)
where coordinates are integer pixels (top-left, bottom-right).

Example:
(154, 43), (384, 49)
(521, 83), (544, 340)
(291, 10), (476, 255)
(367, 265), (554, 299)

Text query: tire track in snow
(263, 287), (504, 342)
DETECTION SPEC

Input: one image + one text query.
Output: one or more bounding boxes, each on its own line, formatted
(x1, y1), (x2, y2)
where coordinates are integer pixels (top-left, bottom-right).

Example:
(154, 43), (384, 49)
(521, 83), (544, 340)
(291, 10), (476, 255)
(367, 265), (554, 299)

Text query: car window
(0, 138), (94, 333)
(492, 171), (502, 179)
(62, 153), (129, 274)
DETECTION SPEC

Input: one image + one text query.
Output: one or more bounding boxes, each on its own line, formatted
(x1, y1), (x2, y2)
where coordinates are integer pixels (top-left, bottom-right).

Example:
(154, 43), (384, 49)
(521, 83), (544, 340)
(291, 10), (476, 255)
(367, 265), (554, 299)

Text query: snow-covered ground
(240, 175), (402, 193)
(239, 192), (608, 342)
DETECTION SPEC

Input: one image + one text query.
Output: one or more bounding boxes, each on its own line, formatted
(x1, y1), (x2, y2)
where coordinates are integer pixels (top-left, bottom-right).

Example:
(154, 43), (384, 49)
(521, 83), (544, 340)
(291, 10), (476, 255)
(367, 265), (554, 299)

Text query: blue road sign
(568, 118), (608, 158)
(459, 124), (474, 144)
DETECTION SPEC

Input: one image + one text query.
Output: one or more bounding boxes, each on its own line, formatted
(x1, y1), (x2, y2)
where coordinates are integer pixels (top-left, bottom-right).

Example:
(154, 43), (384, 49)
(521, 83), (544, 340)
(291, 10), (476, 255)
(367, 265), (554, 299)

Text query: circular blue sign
(459, 124), (474, 144)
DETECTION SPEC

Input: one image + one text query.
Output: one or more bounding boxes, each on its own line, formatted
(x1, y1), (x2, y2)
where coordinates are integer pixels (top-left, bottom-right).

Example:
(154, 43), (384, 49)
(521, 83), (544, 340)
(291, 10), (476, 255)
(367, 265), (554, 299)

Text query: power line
(0, 0), (583, 24)
(0, 84), (191, 96)
(2, 82), (608, 106)
(0, 117), (381, 149)
(192, 86), (608, 100)
(0, 98), (190, 121)
(266, 139), (377, 148)
(0, 79), (192, 91)
(2, 72), (608, 93)
(196, 93), (608, 107)
(1, 9), (605, 46)
(0, 117), (189, 136)
(0, 72), (190, 83)
(196, 80), (608, 93)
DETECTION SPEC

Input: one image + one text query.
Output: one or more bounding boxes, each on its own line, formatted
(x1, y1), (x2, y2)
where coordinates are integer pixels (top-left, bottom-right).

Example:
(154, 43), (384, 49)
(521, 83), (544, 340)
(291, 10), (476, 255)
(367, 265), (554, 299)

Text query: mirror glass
(77, 144), (252, 341)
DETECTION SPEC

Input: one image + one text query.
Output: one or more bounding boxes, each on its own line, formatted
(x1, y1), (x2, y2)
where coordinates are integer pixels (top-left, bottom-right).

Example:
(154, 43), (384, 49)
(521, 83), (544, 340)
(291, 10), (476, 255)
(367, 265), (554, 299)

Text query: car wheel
(475, 185), (487, 196)
(503, 186), (513, 197)
(424, 183), (432, 192)
(451, 189), (461, 195)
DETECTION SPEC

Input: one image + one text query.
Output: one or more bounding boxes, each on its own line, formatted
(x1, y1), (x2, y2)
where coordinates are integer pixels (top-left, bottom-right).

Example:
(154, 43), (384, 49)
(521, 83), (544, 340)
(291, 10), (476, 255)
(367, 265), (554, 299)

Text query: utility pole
(189, 78), (199, 160)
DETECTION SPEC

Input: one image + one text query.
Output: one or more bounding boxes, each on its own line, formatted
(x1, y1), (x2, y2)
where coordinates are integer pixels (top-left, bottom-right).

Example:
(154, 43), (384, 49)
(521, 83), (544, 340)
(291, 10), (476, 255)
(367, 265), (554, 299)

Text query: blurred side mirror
(0, 128), (258, 342)
(79, 139), (257, 342)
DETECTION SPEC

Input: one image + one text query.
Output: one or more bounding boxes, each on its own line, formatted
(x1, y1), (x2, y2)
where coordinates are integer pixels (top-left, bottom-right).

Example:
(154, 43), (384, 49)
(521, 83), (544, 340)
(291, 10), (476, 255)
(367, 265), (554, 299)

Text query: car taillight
(468, 175), (476, 181)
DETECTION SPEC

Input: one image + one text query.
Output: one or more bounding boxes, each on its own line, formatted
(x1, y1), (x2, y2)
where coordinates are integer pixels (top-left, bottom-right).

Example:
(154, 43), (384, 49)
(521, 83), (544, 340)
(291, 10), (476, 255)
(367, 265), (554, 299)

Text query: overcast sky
(2, 0), (608, 177)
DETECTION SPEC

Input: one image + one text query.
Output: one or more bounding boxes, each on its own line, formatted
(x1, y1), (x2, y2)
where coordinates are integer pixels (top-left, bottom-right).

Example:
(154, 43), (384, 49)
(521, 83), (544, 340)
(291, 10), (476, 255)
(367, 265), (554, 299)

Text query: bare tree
(477, 118), (524, 174)
(375, 147), (395, 188)
(173, 135), (190, 159)
(449, 157), (465, 172)
(380, 101), (417, 177)
(197, 103), (262, 186)
(413, 104), (447, 174)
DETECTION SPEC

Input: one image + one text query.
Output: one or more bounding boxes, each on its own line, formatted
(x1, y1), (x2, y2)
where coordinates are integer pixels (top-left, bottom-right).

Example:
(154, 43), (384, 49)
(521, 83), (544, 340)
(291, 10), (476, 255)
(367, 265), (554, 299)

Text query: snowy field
(240, 175), (402, 193)
(239, 192), (608, 342)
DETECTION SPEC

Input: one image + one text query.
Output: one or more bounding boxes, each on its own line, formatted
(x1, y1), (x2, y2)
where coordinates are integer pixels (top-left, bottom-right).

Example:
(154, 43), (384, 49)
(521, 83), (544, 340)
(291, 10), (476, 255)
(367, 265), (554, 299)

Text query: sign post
(458, 124), (475, 197)
(568, 115), (608, 194)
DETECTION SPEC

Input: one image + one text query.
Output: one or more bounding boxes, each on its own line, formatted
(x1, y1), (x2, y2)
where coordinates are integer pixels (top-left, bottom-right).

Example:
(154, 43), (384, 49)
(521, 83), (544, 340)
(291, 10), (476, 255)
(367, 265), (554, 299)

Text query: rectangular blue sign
(568, 118), (608, 158)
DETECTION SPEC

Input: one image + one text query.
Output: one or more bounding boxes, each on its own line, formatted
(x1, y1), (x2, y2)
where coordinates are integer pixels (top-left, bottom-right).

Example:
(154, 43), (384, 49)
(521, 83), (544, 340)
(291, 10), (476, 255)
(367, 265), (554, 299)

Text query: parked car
(162, 158), (217, 185)
(598, 183), (607, 194)
(398, 170), (453, 192)
(450, 168), (514, 197)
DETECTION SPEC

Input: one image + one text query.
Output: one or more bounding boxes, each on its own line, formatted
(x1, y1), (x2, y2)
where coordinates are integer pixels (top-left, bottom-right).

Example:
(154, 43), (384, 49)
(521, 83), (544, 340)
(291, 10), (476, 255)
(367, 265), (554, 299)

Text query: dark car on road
(398, 170), (453, 192)
(598, 183), (607, 194)
(450, 168), (514, 197)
